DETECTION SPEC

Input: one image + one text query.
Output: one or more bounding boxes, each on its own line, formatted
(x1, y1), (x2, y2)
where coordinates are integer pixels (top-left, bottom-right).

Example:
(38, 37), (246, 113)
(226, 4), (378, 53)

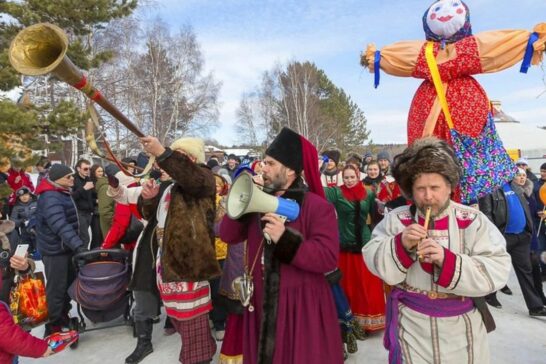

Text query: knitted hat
(170, 137), (206, 164)
(515, 157), (529, 166)
(323, 150), (341, 165)
(48, 164), (74, 182)
(541, 163), (546, 171)
(265, 127), (324, 199)
(16, 186), (32, 197)
(377, 151), (391, 162)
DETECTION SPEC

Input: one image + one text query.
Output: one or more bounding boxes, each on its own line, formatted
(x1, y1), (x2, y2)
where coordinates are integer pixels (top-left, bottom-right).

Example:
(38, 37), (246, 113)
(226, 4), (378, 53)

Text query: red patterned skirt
(156, 247), (212, 321)
(338, 251), (386, 332)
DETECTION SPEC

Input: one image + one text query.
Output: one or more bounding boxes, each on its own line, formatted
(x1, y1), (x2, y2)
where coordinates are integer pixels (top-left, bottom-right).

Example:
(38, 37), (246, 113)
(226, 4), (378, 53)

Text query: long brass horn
(9, 23), (145, 138)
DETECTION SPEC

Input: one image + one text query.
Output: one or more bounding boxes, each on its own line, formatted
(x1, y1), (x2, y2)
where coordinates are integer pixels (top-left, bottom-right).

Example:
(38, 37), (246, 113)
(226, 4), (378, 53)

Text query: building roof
(492, 100), (546, 157)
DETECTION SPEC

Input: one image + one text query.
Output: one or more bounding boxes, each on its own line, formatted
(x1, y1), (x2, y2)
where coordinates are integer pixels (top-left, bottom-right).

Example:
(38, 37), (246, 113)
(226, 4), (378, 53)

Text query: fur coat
(141, 148), (221, 282)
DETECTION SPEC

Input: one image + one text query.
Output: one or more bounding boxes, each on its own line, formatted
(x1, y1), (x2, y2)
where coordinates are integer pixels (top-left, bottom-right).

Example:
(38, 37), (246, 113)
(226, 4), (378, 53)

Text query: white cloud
(365, 110), (408, 144)
(498, 87), (546, 103)
(200, 35), (363, 144)
(511, 107), (546, 127)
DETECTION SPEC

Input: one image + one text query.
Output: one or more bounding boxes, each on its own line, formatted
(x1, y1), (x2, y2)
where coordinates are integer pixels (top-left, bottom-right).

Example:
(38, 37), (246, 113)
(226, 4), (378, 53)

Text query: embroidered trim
(436, 248), (458, 288)
(474, 259), (495, 293)
(393, 233), (415, 272)
(399, 319), (413, 363)
(431, 316), (440, 364)
(397, 210), (413, 226)
(354, 314), (386, 331)
(454, 206), (478, 229)
(462, 312), (474, 364)
(449, 254), (463, 290)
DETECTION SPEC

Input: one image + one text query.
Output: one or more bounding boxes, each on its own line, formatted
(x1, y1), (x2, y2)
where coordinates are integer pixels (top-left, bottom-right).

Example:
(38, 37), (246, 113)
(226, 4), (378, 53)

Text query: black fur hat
(265, 127), (303, 172)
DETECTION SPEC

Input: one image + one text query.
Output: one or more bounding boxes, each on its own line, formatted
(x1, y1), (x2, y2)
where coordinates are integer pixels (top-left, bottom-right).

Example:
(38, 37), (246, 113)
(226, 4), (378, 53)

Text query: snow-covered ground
(20, 269), (546, 364)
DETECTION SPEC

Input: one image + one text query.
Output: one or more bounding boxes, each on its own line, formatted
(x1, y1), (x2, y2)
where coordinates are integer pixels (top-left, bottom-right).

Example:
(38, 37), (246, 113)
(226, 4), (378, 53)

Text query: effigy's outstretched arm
(478, 23), (546, 74)
(360, 40), (423, 77)
(361, 23), (546, 79)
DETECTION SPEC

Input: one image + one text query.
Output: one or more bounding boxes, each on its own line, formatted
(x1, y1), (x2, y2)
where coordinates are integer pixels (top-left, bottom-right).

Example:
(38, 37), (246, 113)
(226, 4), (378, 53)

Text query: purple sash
(385, 287), (474, 364)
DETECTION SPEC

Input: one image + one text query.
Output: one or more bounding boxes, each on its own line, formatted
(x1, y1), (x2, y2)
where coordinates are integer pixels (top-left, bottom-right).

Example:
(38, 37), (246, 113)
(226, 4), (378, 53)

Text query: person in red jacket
(0, 270), (53, 362)
(101, 171), (143, 251)
(7, 164), (34, 209)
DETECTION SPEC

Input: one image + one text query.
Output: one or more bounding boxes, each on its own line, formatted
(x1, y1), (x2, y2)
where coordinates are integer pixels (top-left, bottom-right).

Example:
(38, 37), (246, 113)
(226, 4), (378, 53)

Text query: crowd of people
(0, 129), (545, 363)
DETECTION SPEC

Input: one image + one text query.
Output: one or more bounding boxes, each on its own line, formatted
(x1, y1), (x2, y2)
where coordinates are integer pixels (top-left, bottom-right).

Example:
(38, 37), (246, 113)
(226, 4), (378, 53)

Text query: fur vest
(142, 148), (221, 282)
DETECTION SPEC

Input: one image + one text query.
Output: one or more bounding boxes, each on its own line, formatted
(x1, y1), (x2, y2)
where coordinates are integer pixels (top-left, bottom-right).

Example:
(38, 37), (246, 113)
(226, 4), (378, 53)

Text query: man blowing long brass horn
(9, 23), (156, 177)
(9, 22), (145, 138)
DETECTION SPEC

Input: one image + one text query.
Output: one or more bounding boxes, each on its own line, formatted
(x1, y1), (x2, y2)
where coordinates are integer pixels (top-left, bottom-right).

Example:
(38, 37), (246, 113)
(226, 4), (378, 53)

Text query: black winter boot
(125, 320), (154, 364)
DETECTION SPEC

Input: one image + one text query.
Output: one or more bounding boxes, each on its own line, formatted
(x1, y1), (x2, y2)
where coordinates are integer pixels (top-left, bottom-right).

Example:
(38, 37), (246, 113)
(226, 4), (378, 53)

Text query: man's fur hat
(170, 137), (206, 164)
(392, 137), (461, 199)
(346, 152), (363, 166)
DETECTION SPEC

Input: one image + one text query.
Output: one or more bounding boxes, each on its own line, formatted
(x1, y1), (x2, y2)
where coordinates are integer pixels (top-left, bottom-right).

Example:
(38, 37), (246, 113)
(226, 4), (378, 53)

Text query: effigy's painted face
(426, 0), (467, 39)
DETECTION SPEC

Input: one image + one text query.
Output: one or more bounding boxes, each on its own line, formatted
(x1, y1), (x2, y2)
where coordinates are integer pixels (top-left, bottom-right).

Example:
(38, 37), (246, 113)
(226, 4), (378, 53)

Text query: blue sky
(146, 0), (546, 145)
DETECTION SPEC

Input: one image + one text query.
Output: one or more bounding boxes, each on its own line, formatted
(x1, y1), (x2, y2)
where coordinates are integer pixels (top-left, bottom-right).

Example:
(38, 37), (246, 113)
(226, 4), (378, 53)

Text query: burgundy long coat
(220, 181), (343, 364)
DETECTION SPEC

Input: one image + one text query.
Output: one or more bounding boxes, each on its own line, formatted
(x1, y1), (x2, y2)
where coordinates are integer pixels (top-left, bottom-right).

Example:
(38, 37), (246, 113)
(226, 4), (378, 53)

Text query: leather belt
(399, 282), (465, 301)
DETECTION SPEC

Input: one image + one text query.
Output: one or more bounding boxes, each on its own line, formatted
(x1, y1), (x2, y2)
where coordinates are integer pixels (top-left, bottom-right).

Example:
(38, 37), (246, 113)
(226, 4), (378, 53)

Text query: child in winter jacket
(10, 186), (38, 254)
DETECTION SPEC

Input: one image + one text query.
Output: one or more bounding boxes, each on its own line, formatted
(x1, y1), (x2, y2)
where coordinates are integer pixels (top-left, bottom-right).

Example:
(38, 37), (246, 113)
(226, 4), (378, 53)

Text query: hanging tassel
(520, 32), (539, 74)
(374, 50), (381, 89)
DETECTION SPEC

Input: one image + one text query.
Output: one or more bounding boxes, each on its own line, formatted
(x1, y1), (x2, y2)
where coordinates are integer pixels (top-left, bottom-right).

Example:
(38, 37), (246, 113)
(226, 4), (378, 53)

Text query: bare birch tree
(91, 17), (221, 153)
(235, 93), (260, 146)
(236, 60), (370, 153)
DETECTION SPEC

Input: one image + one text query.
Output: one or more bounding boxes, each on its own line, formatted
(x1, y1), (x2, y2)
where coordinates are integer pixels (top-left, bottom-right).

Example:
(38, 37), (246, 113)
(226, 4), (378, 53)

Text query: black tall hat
(265, 127), (303, 173)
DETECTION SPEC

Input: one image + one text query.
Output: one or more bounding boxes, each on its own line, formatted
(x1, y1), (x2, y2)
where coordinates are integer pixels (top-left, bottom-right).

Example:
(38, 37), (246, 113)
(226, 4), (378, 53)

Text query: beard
(262, 169), (287, 194)
(416, 199), (450, 218)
